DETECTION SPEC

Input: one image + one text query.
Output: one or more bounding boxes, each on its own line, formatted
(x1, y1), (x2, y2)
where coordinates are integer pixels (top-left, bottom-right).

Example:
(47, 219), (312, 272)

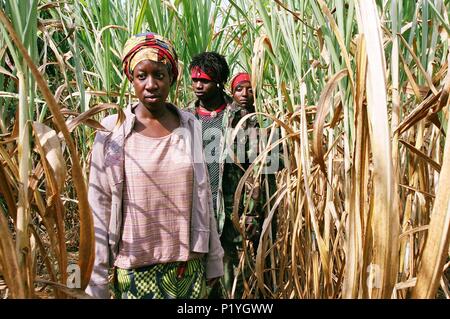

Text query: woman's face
(132, 60), (172, 109)
(191, 78), (221, 103)
(233, 81), (254, 110)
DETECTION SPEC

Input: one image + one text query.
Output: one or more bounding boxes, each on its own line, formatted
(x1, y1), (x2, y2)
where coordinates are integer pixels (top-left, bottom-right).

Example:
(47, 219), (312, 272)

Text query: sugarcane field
(0, 0), (449, 301)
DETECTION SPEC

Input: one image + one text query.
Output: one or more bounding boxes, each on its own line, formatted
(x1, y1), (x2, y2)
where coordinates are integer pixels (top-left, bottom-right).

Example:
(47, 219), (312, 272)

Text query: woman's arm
(204, 157), (225, 281)
(85, 128), (113, 298)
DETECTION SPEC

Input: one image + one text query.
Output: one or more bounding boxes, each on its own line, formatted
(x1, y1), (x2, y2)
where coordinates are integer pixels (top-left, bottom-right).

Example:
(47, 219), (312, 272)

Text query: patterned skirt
(112, 258), (207, 299)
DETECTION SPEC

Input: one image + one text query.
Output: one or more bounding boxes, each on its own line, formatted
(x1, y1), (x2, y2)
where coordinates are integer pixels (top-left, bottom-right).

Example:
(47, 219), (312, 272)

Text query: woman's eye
(137, 74), (146, 80)
(156, 73), (164, 79)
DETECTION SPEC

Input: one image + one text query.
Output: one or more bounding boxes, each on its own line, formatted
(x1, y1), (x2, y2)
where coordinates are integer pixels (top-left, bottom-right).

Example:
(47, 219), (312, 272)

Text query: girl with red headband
(187, 52), (246, 298)
(86, 33), (223, 299)
(230, 71), (279, 299)
(230, 72), (255, 112)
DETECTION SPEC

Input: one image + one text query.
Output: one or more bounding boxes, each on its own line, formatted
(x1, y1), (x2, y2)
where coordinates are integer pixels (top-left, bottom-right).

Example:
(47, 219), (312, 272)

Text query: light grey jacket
(85, 103), (224, 298)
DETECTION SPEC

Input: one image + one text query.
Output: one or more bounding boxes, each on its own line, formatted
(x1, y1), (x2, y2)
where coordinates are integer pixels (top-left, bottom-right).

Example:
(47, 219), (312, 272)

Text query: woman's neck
(198, 95), (225, 111)
(245, 105), (255, 113)
(135, 102), (168, 120)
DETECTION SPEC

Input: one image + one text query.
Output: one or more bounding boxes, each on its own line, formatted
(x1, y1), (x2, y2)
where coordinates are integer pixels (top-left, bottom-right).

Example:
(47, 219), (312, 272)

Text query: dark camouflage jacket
(186, 95), (243, 235)
(186, 98), (277, 241)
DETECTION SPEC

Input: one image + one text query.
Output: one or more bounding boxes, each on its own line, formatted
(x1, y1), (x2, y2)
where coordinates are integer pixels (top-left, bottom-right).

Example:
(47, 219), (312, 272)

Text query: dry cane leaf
(32, 122), (66, 192)
(0, 11), (94, 289)
(356, 0), (399, 298)
(312, 69), (348, 176)
(0, 211), (27, 298)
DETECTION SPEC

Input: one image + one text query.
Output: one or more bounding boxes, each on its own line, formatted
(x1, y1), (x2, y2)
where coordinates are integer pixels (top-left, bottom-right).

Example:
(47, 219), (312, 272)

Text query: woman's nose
(145, 76), (158, 90)
(194, 80), (203, 89)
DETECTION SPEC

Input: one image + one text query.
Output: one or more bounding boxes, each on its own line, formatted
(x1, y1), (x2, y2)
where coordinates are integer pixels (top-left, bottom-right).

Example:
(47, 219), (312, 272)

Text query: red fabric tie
(231, 73), (251, 92)
(196, 103), (227, 118)
(191, 66), (213, 81)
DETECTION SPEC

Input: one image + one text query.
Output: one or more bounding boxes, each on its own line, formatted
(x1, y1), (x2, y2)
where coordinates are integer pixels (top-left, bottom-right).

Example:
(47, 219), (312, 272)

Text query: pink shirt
(114, 129), (195, 269)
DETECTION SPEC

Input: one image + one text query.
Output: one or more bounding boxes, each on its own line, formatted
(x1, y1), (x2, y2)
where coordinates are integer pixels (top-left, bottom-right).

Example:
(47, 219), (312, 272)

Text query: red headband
(231, 73), (251, 92)
(190, 66), (213, 81)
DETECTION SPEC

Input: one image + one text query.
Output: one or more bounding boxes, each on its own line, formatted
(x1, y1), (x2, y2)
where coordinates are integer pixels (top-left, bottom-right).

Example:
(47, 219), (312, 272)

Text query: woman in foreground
(85, 32), (223, 299)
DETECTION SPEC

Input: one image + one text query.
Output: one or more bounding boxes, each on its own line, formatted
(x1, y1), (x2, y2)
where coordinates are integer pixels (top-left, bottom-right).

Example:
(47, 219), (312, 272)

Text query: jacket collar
(120, 102), (193, 138)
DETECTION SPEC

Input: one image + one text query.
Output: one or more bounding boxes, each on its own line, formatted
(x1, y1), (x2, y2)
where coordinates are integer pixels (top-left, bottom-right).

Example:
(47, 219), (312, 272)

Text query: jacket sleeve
(85, 128), (112, 299)
(205, 207), (225, 279)
(203, 153), (225, 279)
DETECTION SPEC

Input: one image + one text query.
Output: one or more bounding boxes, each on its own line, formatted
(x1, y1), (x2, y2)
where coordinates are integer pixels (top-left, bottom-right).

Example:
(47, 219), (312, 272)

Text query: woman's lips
(144, 95), (160, 101)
